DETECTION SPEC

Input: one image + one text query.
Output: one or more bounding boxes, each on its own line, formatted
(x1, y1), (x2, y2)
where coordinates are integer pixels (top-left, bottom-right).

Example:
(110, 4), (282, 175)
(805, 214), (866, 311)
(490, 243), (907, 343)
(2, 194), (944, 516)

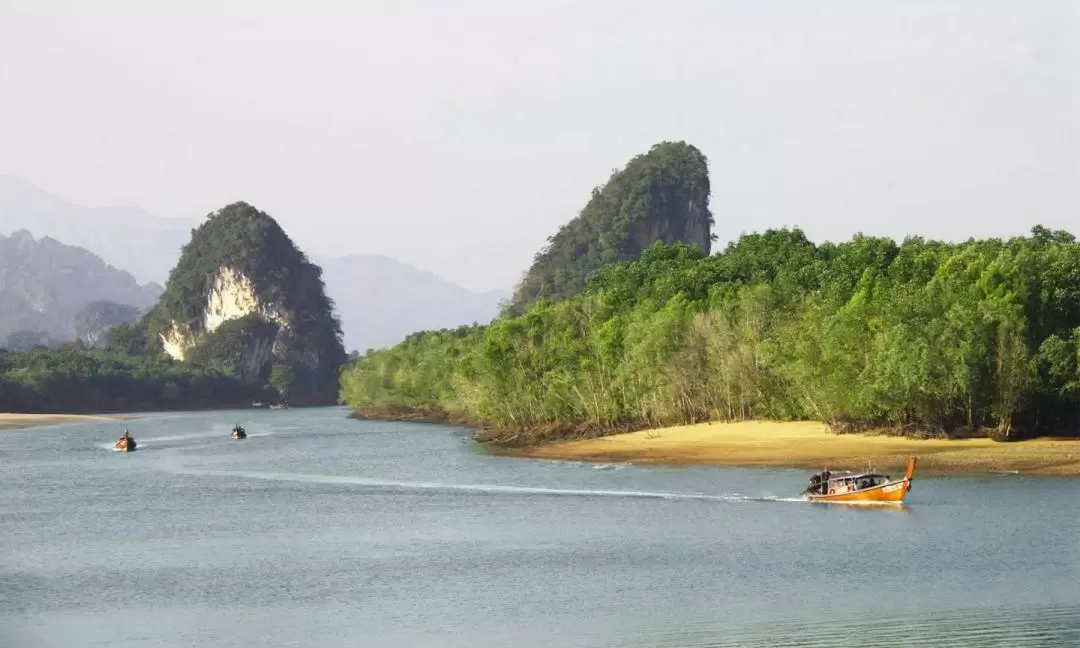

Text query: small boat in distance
(803, 457), (916, 504)
(269, 403), (290, 410)
(114, 430), (137, 452)
(231, 424), (247, 440)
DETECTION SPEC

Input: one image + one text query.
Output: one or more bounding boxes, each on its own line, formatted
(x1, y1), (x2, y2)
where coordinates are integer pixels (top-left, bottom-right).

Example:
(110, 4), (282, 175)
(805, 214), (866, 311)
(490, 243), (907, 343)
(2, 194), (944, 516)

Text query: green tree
(507, 142), (715, 315)
(152, 201), (346, 401)
(341, 225), (1080, 445)
(269, 363), (297, 402)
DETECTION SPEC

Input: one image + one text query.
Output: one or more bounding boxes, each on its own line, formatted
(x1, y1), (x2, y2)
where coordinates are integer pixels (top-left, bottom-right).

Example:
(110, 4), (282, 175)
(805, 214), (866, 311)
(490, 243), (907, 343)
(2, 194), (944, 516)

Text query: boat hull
(807, 479), (910, 503)
(806, 457), (917, 504)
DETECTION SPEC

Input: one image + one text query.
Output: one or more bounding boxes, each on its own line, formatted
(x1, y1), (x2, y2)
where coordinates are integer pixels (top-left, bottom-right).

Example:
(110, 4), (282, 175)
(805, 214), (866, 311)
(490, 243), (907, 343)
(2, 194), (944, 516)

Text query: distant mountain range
(0, 230), (162, 344)
(0, 175), (507, 352)
(0, 175), (196, 287)
(316, 254), (508, 352)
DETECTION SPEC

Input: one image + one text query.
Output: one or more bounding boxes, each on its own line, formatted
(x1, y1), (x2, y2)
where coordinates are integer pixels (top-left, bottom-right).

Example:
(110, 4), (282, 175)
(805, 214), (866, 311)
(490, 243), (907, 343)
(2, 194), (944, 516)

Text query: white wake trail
(98, 429), (272, 451)
(161, 463), (807, 504)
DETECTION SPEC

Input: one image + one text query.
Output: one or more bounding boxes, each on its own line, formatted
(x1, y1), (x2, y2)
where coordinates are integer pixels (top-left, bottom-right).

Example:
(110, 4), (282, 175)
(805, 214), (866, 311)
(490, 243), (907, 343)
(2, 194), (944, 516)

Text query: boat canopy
(823, 472), (889, 482)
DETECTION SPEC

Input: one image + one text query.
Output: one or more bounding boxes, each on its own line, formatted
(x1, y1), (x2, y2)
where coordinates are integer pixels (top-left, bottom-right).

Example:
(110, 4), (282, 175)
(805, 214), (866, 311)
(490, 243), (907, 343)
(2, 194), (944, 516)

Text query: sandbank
(504, 420), (1080, 476)
(0, 413), (125, 431)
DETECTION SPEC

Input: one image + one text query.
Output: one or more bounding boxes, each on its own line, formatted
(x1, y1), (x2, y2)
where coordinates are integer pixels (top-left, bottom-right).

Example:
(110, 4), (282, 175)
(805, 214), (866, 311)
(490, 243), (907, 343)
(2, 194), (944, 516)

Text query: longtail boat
(803, 457), (916, 504)
(114, 431), (137, 452)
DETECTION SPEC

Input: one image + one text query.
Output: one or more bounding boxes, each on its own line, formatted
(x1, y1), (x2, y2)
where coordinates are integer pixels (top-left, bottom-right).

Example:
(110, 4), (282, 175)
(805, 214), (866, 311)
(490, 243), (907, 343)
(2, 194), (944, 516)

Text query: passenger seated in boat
(807, 470), (834, 495)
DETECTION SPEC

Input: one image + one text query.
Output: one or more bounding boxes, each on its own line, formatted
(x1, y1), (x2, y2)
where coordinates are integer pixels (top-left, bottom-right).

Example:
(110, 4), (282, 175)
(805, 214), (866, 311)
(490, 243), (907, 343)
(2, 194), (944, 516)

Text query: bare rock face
(148, 202), (345, 401)
(75, 301), (142, 347)
(629, 190), (713, 256)
(159, 267), (287, 361)
(0, 230), (161, 341)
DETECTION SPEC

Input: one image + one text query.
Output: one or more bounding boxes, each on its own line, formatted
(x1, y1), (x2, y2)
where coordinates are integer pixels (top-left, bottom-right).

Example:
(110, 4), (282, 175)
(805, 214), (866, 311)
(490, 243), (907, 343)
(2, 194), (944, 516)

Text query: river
(2, 406), (1079, 647)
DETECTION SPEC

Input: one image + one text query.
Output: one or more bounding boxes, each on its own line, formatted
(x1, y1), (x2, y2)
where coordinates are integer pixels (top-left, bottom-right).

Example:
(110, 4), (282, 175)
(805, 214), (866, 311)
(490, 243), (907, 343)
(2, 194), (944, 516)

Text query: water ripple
(617, 604), (1080, 647)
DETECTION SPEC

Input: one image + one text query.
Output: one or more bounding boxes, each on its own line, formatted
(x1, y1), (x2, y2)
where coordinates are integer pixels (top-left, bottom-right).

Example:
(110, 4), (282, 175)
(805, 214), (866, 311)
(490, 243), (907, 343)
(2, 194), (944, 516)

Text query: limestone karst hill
(145, 202), (346, 402)
(507, 141), (715, 314)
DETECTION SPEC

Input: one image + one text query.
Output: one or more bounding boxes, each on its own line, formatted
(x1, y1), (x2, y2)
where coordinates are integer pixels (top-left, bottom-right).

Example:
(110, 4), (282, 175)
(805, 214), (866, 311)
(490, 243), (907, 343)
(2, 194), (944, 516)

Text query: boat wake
(98, 429), (271, 451)
(592, 462), (631, 470)
(159, 462), (808, 504)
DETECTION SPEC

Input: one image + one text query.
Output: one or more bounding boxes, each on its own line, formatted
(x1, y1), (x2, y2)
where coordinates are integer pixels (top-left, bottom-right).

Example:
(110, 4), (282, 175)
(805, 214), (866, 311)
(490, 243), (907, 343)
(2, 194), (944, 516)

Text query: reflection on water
(2, 407), (1079, 648)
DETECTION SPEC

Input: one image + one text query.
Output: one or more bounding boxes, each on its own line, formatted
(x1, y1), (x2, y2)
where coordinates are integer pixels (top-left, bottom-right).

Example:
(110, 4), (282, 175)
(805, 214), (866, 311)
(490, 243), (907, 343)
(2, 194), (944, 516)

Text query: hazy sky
(2, 0), (1078, 292)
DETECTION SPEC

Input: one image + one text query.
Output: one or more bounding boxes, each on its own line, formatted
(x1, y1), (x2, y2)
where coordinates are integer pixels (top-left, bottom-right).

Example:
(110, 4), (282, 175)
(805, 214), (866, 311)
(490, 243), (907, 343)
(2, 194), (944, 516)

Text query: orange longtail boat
(113, 430), (137, 452)
(803, 457), (917, 504)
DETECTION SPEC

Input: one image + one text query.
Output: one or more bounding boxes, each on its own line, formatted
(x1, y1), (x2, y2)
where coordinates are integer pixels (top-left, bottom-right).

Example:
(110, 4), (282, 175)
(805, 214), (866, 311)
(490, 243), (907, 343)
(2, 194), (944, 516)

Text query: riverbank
(500, 420), (1080, 476)
(0, 413), (126, 431)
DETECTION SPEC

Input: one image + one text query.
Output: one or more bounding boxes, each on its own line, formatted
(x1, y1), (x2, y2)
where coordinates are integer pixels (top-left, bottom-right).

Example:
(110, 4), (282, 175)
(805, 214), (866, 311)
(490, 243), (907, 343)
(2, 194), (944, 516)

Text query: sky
(1, 0), (1078, 292)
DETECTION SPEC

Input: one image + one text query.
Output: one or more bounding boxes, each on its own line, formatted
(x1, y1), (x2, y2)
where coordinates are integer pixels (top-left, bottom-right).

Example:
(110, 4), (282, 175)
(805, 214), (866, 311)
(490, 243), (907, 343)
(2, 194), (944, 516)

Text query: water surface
(2, 407), (1079, 647)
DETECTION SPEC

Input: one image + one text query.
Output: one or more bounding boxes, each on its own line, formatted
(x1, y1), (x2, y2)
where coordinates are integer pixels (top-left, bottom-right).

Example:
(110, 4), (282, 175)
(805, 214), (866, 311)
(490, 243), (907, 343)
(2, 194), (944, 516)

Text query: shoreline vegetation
(341, 228), (1080, 446)
(340, 149), (1080, 458)
(1, 203), (346, 416)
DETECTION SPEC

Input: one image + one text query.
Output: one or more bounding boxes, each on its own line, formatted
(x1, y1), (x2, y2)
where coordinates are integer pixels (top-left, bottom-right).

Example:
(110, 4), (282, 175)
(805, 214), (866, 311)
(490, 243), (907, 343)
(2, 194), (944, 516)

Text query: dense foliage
(148, 201), (346, 400)
(2, 330), (65, 352)
(0, 344), (267, 413)
(342, 226), (1080, 444)
(184, 313), (280, 382)
(0, 202), (345, 413)
(506, 141), (715, 315)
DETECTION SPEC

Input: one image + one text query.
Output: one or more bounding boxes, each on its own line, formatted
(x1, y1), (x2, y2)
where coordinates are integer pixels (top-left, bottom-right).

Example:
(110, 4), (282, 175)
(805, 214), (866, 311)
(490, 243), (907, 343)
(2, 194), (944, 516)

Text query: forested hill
(145, 202), (346, 401)
(341, 226), (1080, 445)
(1, 202), (345, 414)
(506, 141), (715, 315)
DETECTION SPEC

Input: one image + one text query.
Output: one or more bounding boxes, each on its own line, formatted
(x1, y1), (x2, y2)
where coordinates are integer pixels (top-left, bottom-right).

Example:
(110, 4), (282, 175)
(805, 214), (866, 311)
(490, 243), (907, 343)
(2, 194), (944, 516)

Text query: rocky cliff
(507, 141), (714, 314)
(0, 230), (162, 342)
(147, 202), (345, 401)
(75, 301), (143, 347)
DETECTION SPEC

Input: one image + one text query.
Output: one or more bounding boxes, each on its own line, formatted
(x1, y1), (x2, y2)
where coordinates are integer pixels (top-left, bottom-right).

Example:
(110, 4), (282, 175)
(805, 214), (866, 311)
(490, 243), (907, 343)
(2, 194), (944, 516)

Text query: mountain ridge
(0, 175), (507, 352)
(0, 229), (162, 344)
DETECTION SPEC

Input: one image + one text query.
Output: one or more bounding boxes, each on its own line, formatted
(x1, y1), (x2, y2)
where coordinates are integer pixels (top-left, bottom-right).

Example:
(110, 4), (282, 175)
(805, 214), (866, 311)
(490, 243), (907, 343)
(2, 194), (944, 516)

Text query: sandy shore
(504, 420), (1080, 476)
(0, 413), (125, 431)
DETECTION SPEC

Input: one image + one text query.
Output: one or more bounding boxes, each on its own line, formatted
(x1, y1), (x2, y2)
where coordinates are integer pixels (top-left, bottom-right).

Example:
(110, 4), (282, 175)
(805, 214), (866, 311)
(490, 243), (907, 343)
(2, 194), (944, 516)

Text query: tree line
(341, 226), (1080, 444)
(0, 323), (301, 414)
